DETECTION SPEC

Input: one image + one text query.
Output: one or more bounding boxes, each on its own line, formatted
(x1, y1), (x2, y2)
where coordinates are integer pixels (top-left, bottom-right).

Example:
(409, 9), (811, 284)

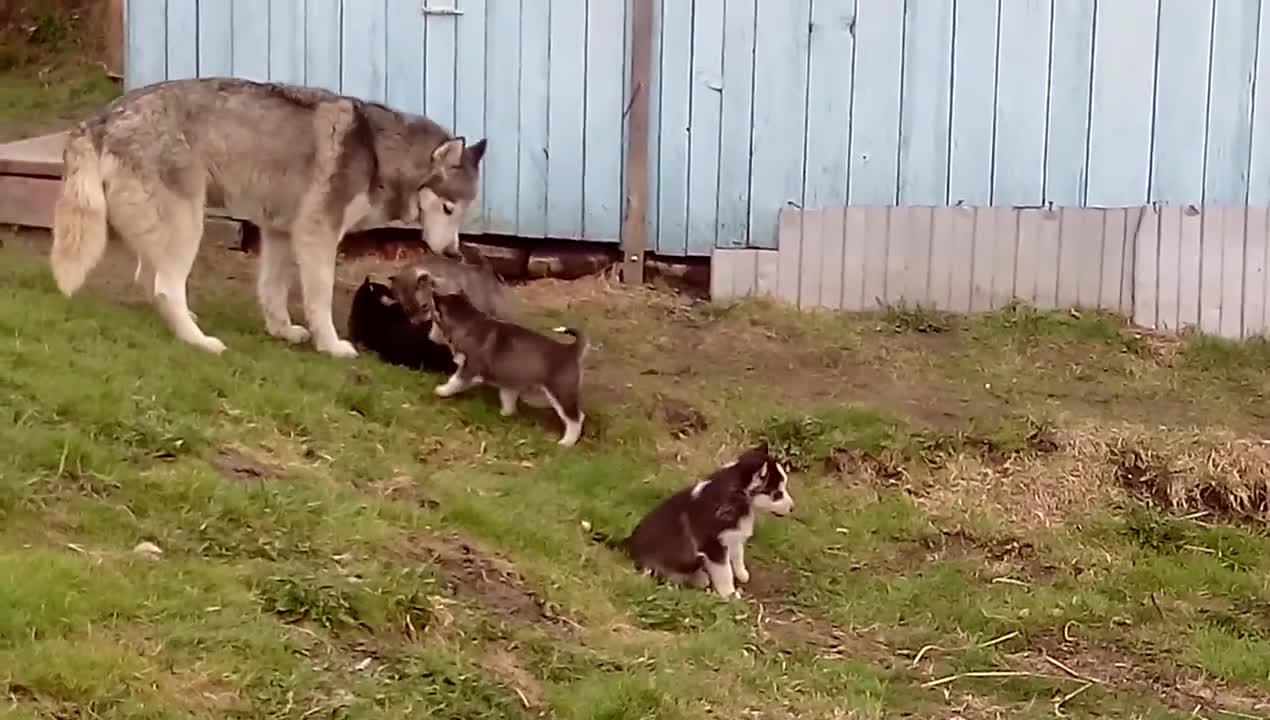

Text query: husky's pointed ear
(465, 138), (488, 166)
(432, 137), (466, 168)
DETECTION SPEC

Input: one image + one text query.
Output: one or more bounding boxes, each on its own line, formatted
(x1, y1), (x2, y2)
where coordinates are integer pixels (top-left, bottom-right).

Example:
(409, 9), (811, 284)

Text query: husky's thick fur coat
(394, 271), (588, 447)
(620, 443), (794, 599)
(50, 77), (487, 358)
(347, 277), (456, 373)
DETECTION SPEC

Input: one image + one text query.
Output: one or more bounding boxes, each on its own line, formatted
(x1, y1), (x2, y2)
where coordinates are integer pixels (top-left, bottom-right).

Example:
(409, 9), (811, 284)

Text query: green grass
(4, 236), (1270, 718)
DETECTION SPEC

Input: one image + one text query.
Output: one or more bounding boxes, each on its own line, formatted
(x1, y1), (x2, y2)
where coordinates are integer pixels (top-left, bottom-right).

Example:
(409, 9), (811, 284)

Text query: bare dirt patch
(210, 445), (283, 482)
(478, 645), (545, 711)
(412, 534), (560, 627)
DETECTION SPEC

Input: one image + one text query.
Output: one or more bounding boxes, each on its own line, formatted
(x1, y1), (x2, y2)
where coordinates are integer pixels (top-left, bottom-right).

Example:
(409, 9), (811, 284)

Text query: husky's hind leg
(111, 174), (225, 354)
(256, 230), (311, 345)
(291, 224), (357, 358)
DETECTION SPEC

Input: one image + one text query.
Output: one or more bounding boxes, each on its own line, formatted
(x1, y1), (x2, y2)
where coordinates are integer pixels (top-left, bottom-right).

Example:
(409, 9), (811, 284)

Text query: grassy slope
(3, 234), (1270, 719)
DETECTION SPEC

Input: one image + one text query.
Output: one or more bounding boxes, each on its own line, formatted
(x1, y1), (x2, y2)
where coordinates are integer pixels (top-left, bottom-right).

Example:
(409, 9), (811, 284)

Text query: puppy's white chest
(719, 513), (754, 546)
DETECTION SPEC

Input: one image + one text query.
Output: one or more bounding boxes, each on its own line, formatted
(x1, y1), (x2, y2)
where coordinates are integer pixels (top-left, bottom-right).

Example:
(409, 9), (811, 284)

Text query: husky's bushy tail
(552, 326), (589, 361)
(50, 129), (108, 297)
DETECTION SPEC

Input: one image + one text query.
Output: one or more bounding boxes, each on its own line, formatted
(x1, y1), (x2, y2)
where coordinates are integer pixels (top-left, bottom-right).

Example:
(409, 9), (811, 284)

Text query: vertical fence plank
(231, 0), (269, 82)
(1220, 207), (1248, 338)
(126, 0), (167, 89)
(716, 0), (756, 247)
(993, 0), (1051, 207)
(546, 0), (588, 241)
(583, 0), (625, 242)
(304, 0), (341, 92)
(342, 0), (386, 100)
(898, 0), (954, 206)
(1204, 0), (1259, 206)
(990, 208), (1018, 308)
(1155, 206), (1181, 329)
(948, 0), (999, 206)
(946, 207), (975, 312)
(842, 207), (869, 310)
(798, 210), (825, 308)
(903, 207), (933, 305)
(1045, 0), (1095, 206)
(1134, 206), (1160, 329)
(1087, 0), (1159, 207)
(1102, 205), (1132, 312)
(484, 0), (521, 235)
(166, 0), (198, 80)
(1035, 210), (1061, 309)
(1056, 209), (1085, 308)
(645, 0), (663, 255)
(804, 0), (856, 211)
(455, 0), (488, 234)
(267, 0), (305, 85)
(1200, 208), (1224, 333)
(425, 13), (458, 129)
(776, 207), (803, 304)
(1246, 208), (1269, 337)
(1177, 206), (1202, 329)
(517, 2), (550, 237)
(1015, 210), (1042, 306)
(197, 0), (232, 78)
(927, 208), (954, 309)
(687, 0), (725, 255)
(749, 0), (811, 248)
(1091, 208), (1120, 314)
(883, 207), (909, 303)
(818, 209), (847, 308)
(1150, 0), (1213, 204)
(860, 206), (889, 308)
(849, 0), (905, 205)
(1249, 6), (1270, 205)
(970, 208), (995, 311)
(655, 0), (693, 254)
(756, 249), (780, 296)
(385, 0), (425, 113)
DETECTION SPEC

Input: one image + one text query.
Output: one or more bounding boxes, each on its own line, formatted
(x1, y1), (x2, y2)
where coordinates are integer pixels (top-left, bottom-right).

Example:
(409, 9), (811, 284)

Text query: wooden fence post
(621, 0), (654, 285)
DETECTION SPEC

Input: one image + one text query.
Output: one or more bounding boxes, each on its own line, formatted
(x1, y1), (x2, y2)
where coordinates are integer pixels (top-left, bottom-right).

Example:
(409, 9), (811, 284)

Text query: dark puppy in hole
(617, 442), (794, 599)
(346, 276), (456, 373)
(392, 268), (589, 446)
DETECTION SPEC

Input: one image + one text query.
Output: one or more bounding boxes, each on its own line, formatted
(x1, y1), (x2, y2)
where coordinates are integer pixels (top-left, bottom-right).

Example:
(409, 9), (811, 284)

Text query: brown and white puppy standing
(393, 271), (589, 447)
(619, 443), (794, 599)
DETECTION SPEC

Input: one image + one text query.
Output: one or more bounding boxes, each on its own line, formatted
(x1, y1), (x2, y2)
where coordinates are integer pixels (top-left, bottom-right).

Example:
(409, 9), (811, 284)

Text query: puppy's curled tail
(552, 326), (589, 361)
(587, 527), (629, 553)
(51, 130), (108, 297)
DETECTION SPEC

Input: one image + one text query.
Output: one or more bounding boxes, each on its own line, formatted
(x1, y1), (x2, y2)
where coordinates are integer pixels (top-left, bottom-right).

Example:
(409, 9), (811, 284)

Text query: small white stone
(133, 541), (163, 558)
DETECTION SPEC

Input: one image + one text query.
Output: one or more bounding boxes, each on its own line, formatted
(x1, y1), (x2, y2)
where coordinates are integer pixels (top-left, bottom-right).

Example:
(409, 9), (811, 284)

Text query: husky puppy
(346, 277), (456, 373)
(50, 77), (487, 358)
(394, 272), (588, 447)
(619, 443), (794, 599)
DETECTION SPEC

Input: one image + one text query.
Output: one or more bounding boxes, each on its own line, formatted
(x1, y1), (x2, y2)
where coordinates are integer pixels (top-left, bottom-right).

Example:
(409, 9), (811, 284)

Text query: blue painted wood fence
(125, 0), (1270, 258)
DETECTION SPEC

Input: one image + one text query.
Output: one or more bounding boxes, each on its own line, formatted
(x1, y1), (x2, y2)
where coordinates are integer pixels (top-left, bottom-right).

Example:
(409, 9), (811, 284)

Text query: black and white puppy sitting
(619, 443), (794, 599)
(346, 277), (457, 373)
(392, 271), (589, 447)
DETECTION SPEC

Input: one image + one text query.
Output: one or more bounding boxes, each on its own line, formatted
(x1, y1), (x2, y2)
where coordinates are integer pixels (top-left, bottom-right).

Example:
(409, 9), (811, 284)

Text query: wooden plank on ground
(841, 207), (868, 311)
(0, 175), (59, 228)
(1199, 206), (1224, 334)
(0, 132), (66, 178)
(797, 209), (824, 308)
(1133, 205), (1160, 329)
(1156, 205), (1181, 330)
(945, 206), (974, 312)
(755, 249), (780, 297)
(817, 208), (846, 309)
(1220, 207), (1247, 339)
(858, 207), (888, 310)
(1177, 205), (1201, 329)
(775, 206), (802, 304)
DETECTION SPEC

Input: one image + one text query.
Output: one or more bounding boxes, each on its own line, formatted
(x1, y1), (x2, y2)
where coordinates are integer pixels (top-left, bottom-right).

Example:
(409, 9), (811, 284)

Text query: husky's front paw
(195, 336), (227, 355)
(319, 338), (359, 359)
(270, 323), (311, 345)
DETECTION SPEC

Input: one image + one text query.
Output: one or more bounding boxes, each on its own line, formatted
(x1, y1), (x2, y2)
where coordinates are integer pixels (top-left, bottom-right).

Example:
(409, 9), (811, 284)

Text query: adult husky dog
(50, 77), (487, 358)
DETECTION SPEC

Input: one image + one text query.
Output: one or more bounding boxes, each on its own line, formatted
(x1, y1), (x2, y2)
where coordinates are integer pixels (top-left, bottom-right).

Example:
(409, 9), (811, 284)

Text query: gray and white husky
(50, 77), (487, 358)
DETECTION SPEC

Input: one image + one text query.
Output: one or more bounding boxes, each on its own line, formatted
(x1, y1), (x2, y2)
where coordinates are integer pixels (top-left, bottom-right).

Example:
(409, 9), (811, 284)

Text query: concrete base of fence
(710, 204), (1270, 342)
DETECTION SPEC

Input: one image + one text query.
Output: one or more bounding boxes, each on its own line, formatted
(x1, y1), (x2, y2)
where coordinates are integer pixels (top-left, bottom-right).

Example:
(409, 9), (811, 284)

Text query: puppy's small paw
(270, 324), (311, 345)
(734, 567), (750, 585)
(196, 336), (227, 355)
(319, 339), (358, 359)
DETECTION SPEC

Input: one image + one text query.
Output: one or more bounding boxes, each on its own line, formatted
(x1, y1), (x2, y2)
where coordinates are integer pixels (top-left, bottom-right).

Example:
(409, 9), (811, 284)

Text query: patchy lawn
(2, 228), (1270, 719)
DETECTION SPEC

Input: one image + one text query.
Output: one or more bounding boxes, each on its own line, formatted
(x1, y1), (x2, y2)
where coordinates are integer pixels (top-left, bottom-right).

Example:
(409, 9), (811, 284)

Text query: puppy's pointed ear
(432, 137), (466, 168)
(465, 138), (488, 167)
